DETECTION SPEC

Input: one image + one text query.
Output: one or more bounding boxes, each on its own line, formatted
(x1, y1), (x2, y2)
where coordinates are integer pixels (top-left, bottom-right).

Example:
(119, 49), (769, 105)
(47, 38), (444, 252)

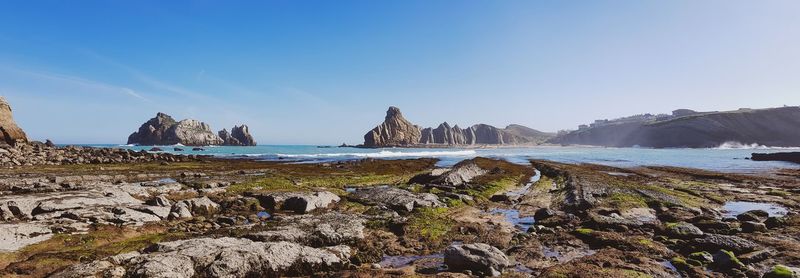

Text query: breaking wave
(276, 150), (477, 159)
(714, 141), (800, 150)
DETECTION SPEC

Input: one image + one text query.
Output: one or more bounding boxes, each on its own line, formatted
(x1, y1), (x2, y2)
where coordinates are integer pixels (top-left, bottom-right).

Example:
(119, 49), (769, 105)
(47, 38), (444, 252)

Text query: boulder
(433, 161), (488, 186)
(666, 222), (704, 238)
(763, 265), (800, 278)
(692, 234), (760, 253)
(444, 243), (511, 276)
(736, 210), (769, 222)
(740, 221), (767, 233)
(350, 187), (442, 213)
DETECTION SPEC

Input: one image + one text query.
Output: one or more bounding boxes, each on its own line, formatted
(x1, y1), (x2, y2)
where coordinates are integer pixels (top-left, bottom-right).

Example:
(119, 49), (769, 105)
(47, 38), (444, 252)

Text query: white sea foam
(276, 150), (477, 158)
(714, 141), (800, 150)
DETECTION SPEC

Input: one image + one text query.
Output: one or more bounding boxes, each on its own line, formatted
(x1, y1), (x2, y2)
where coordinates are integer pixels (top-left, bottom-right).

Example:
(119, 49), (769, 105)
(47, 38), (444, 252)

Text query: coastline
(0, 144), (798, 277)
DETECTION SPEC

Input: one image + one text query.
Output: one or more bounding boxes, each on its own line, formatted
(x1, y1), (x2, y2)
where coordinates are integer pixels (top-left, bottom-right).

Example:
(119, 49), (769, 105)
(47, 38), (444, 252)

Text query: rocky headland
(363, 106), (553, 147)
(550, 106), (800, 148)
(127, 113), (256, 146)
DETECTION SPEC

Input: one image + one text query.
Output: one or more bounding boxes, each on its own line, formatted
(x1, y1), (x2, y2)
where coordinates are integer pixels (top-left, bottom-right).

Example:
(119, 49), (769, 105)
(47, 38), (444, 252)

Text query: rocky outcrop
(550, 106), (800, 148)
(363, 107), (422, 147)
(246, 212), (365, 246)
(363, 107), (552, 147)
(350, 187), (443, 213)
(218, 125), (256, 146)
(752, 152), (800, 164)
(51, 238), (352, 278)
(128, 113), (255, 146)
(433, 160), (488, 186)
(0, 97), (27, 146)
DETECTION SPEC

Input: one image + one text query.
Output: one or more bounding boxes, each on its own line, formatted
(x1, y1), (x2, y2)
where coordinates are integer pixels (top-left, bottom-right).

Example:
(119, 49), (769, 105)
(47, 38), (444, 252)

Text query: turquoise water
(84, 144), (799, 173)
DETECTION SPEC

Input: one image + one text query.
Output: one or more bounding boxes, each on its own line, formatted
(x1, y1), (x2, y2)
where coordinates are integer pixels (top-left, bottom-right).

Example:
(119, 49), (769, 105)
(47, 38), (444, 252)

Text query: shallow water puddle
(256, 211), (271, 218)
(489, 208), (535, 232)
(605, 171), (633, 177)
(722, 201), (788, 218)
(502, 170), (542, 200)
(157, 178), (177, 183)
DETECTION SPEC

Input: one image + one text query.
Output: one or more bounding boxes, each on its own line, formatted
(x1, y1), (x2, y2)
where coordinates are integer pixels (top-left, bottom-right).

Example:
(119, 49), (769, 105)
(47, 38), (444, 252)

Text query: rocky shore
(0, 150), (797, 277)
(0, 142), (206, 167)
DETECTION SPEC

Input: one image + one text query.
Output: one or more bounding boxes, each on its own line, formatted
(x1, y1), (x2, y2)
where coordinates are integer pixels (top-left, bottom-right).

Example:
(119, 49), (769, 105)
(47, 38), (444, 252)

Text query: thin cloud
(0, 66), (151, 102)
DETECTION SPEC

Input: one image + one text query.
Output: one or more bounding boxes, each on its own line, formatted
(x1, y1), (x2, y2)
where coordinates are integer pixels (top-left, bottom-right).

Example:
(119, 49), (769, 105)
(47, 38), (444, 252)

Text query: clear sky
(1, 1), (799, 144)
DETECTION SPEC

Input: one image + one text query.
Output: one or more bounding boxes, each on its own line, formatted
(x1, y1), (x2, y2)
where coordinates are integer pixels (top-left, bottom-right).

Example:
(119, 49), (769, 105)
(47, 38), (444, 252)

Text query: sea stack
(0, 97), (28, 146)
(218, 125), (256, 146)
(363, 106), (422, 147)
(128, 113), (255, 146)
(362, 106), (552, 147)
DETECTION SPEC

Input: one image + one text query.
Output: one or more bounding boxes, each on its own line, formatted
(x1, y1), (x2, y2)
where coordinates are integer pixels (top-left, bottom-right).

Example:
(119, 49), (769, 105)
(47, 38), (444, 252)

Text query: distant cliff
(0, 97), (27, 146)
(549, 107), (800, 148)
(128, 113), (256, 146)
(363, 107), (552, 147)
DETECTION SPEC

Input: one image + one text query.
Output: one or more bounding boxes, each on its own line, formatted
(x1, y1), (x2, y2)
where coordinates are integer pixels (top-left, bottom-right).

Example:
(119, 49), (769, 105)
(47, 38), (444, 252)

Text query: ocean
(83, 144), (800, 173)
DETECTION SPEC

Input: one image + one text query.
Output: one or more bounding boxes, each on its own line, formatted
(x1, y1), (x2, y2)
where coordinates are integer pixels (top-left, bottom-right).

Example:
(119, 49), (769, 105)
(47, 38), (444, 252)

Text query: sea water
(85, 144), (799, 173)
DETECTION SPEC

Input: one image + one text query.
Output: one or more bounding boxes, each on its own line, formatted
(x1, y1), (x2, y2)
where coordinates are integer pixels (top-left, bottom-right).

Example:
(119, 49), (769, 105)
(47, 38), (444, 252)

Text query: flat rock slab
(252, 191), (340, 213)
(0, 223), (53, 252)
(51, 237), (352, 278)
(247, 212), (365, 246)
(350, 187), (442, 213)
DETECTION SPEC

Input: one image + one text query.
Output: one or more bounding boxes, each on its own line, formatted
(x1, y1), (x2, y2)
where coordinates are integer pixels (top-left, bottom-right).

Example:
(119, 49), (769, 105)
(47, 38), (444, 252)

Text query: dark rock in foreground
(444, 243), (511, 277)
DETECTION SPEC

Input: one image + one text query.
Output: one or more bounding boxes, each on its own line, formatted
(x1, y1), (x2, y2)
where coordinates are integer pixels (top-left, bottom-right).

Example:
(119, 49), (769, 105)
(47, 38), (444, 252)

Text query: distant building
(578, 124), (589, 130)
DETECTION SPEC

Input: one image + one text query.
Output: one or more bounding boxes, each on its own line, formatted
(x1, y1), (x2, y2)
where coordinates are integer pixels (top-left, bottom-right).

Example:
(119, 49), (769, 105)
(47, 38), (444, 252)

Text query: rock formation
(219, 125), (256, 146)
(166, 119), (223, 146)
(363, 106), (422, 147)
(0, 97), (28, 146)
(128, 113), (256, 146)
(751, 152), (800, 164)
(549, 106), (800, 148)
(363, 106), (552, 147)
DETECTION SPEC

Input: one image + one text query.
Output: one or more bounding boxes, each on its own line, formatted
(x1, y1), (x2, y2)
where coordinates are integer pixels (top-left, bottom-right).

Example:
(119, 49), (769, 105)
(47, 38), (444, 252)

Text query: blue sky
(1, 1), (799, 144)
